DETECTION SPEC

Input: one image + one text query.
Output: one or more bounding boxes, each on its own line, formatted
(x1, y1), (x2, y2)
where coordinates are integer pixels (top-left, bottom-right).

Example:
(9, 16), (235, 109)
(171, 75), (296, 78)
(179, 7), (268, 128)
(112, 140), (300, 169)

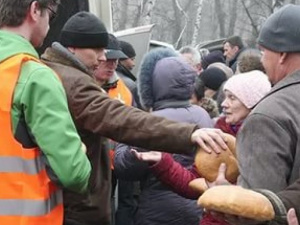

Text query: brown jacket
(41, 43), (197, 225)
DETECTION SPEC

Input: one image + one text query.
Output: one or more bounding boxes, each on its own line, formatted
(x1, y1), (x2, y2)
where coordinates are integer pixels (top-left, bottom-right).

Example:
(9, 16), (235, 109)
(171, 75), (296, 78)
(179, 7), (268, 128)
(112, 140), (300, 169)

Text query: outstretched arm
(132, 150), (200, 199)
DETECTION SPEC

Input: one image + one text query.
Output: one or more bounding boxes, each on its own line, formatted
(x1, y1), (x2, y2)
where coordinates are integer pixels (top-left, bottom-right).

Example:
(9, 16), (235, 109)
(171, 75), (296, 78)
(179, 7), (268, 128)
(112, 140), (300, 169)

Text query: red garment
(150, 153), (230, 225)
(214, 116), (242, 137)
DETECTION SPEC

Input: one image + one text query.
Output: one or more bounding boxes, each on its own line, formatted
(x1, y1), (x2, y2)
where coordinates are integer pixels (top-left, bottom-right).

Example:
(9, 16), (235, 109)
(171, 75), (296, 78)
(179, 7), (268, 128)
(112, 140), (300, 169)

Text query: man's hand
(191, 128), (228, 154)
(131, 149), (162, 163)
(205, 164), (261, 225)
(288, 208), (299, 225)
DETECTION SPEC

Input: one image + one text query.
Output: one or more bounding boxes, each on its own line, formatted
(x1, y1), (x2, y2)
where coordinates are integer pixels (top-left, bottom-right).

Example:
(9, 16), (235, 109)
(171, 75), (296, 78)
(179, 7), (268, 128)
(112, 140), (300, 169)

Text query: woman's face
(221, 90), (251, 124)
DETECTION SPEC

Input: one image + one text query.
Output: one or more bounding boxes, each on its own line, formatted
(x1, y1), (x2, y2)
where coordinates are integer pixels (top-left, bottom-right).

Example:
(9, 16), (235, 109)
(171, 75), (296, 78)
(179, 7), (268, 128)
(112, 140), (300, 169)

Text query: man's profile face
(94, 58), (118, 83)
(260, 46), (283, 85)
(120, 57), (135, 71)
(30, 2), (56, 47)
(72, 48), (106, 72)
(223, 42), (238, 61)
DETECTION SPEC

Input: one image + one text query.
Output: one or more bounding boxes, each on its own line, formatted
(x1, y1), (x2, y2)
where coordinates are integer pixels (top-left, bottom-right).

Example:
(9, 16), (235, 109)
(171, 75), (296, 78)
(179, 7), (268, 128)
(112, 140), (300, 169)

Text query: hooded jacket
(41, 42), (199, 225)
(115, 51), (213, 225)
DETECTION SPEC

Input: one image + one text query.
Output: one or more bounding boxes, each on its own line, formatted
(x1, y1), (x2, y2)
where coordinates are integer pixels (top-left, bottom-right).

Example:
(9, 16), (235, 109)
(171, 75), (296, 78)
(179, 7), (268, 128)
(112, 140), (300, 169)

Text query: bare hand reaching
(205, 164), (262, 225)
(131, 149), (162, 163)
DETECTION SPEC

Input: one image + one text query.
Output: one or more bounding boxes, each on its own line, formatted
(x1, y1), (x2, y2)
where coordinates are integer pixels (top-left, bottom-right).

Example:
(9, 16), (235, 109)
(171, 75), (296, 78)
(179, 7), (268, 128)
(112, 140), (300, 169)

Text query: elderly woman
(215, 70), (271, 136)
(132, 70), (271, 225)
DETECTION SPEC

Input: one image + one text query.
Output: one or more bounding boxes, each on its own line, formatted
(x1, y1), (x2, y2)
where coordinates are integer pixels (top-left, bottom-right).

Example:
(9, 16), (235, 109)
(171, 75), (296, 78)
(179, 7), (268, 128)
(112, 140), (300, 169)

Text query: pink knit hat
(223, 70), (271, 109)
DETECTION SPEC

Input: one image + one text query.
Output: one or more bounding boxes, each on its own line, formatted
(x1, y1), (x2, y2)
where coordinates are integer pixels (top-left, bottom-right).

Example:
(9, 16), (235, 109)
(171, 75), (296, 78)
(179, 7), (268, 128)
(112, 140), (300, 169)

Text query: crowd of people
(1, 1), (300, 225)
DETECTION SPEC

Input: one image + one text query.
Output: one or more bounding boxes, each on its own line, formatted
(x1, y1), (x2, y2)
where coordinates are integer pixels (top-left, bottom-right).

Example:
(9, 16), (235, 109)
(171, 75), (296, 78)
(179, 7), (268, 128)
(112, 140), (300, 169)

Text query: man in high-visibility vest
(94, 34), (137, 225)
(0, 1), (91, 224)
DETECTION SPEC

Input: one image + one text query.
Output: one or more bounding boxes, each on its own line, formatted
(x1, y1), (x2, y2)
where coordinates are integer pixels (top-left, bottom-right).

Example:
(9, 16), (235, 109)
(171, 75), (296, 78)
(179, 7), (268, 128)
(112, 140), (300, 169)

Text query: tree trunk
(171, 0), (183, 46)
(214, 0), (226, 37)
(133, 0), (143, 27)
(139, 0), (157, 26)
(227, 0), (237, 37)
(191, 0), (204, 46)
(119, 0), (129, 30)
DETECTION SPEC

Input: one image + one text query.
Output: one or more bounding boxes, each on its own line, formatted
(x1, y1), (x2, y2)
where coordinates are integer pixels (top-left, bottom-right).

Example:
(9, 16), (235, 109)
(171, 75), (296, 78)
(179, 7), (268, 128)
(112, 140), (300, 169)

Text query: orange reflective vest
(0, 54), (63, 225)
(108, 78), (133, 106)
(108, 78), (133, 169)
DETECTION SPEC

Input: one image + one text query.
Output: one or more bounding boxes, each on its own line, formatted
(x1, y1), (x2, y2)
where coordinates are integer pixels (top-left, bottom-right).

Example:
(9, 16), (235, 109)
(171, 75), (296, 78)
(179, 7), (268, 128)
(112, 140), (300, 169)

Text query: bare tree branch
(173, 0), (189, 49)
(272, 0), (284, 12)
(241, 0), (259, 36)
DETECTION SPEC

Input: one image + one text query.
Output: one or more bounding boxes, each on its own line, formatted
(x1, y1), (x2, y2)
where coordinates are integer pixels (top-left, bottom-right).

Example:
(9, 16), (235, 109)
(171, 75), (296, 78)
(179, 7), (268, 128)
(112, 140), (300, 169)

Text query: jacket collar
(153, 99), (191, 111)
(229, 48), (244, 67)
(254, 70), (300, 108)
(267, 70), (300, 96)
(101, 72), (119, 91)
(41, 42), (91, 75)
(116, 64), (136, 81)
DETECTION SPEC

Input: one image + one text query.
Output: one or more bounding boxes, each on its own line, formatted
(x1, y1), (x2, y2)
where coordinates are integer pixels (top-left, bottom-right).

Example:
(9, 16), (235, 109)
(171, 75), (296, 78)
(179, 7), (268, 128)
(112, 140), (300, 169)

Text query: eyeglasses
(46, 6), (57, 23)
(28, 1), (58, 23)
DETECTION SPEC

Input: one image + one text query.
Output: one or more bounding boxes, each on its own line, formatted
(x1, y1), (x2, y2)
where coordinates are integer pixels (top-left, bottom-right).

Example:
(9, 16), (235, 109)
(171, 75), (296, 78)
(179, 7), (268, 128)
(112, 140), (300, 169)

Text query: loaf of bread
(194, 133), (238, 183)
(188, 178), (208, 194)
(198, 185), (275, 221)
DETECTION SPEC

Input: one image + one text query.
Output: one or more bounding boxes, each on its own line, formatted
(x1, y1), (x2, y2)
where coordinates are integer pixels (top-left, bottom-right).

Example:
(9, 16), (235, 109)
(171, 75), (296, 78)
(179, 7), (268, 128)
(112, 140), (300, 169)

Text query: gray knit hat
(60, 12), (108, 48)
(258, 4), (300, 52)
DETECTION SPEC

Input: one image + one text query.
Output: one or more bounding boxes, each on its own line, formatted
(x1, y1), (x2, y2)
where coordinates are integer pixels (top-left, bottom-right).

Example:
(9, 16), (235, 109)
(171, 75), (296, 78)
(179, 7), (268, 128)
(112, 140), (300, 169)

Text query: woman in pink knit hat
(215, 70), (271, 136)
(130, 70), (271, 225)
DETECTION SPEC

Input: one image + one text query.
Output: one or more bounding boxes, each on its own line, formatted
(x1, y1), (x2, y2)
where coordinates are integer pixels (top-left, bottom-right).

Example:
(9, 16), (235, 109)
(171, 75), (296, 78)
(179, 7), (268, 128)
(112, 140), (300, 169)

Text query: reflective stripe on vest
(0, 155), (44, 174)
(0, 191), (62, 216)
(0, 54), (63, 225)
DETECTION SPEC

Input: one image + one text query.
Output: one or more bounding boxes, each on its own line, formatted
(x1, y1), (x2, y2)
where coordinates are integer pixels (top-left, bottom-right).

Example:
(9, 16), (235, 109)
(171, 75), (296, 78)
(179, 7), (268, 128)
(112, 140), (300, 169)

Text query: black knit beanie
(119, 41), (136, 59)
(60, 12), (108, 48)
(200, 67), (227, 91)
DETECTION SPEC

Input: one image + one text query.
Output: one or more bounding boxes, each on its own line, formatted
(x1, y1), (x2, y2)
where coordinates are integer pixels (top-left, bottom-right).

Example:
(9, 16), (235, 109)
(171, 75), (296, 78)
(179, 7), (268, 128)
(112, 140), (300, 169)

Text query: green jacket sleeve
(18, 63), (91, 193)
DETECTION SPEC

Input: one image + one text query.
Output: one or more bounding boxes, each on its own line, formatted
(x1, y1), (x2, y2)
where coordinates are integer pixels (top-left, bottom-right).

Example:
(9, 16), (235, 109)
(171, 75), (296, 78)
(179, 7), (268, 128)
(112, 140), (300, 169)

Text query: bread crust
(198, 185), (275, 221)
(194, 134), (239, 183)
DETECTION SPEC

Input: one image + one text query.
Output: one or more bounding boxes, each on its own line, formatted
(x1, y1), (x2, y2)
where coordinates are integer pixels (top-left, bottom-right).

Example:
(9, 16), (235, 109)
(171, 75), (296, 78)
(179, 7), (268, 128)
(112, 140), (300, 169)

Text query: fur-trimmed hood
(138, 48), (197, 110)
